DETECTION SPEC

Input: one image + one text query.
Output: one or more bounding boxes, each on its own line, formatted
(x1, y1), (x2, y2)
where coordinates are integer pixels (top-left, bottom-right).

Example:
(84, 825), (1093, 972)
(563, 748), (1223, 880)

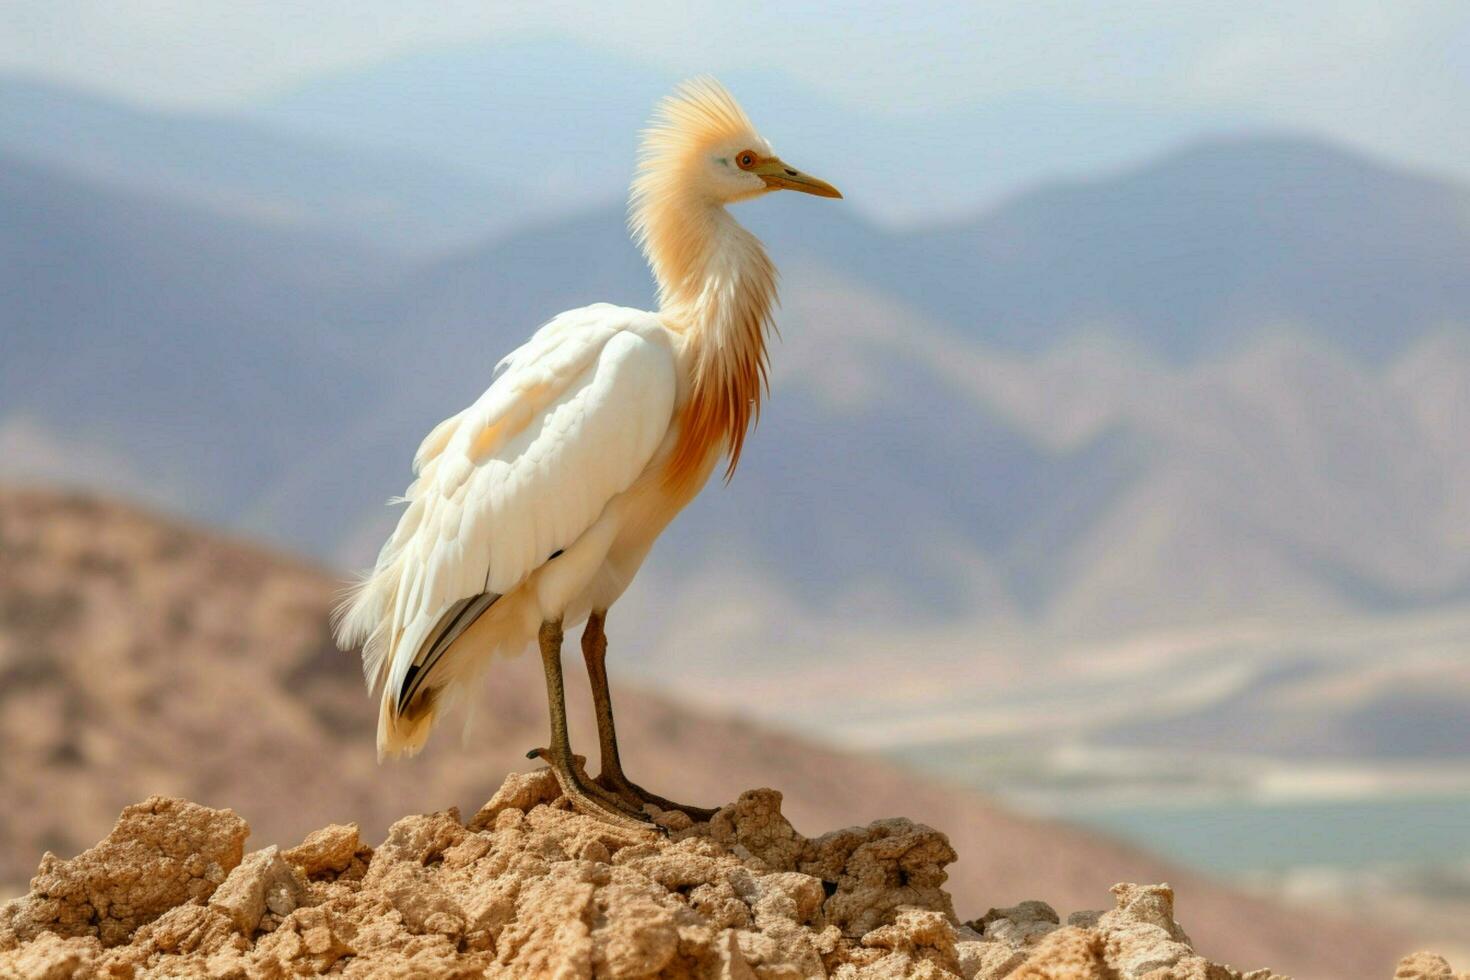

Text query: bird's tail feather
(374, 592), (504, 760)
(377, 689), (442, 759)
(394, 592), (500, 715)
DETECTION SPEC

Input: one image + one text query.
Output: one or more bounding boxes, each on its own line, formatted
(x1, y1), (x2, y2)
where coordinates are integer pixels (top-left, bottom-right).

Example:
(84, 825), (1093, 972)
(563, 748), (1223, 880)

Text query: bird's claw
(529, 750), (659, 832)
(595, 771), (718, 824)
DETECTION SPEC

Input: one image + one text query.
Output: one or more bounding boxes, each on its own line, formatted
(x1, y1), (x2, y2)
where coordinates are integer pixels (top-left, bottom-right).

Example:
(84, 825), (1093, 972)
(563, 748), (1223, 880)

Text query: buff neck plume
(629, 78), (840, 487)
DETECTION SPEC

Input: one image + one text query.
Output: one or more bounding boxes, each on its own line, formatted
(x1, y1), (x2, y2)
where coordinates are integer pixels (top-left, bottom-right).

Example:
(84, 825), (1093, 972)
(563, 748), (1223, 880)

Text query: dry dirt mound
(2, 771), (1459, 980)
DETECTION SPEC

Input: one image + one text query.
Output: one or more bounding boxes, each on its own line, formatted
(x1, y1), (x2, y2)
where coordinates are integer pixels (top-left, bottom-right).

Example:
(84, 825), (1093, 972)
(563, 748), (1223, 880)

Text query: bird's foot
(526, 748), (663, 833)
(596, 770), (719, 823)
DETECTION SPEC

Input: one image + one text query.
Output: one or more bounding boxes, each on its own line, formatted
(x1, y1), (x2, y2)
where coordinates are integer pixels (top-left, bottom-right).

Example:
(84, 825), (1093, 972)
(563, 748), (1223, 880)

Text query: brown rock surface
(14, 775), (1455, 979)
(0, 488), (1434, 978)
(1394, 952), (1470, 980)
(0, 775), (1358, 975)
(0, 796), (247, 948)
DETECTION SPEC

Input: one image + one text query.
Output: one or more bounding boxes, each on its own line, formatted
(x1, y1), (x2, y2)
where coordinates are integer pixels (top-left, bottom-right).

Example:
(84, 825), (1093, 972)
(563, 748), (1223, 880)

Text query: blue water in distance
(1060, 795), (1470, 873)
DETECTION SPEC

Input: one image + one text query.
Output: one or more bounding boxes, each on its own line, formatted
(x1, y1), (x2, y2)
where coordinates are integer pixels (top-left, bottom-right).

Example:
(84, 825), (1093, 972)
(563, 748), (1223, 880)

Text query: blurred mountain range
(2, 64), (1469, 774)
(251, 37), (1254, 229)
(0, 74), (535, 253)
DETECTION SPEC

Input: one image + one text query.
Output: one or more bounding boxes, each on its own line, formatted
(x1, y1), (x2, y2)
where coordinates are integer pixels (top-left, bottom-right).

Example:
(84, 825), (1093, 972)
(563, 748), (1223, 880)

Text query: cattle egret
(334, 78), (841, 828)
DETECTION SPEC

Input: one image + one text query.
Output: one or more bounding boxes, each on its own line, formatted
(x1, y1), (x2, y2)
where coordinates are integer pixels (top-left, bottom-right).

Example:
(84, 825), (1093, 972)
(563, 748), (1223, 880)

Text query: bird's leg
(526, 619), (651, 830)
(583, 611), (718, 822)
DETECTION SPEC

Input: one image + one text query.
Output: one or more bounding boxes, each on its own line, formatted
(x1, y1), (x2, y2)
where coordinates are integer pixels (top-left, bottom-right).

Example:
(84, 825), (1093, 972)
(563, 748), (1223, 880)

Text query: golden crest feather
(629, 77), (777, 489)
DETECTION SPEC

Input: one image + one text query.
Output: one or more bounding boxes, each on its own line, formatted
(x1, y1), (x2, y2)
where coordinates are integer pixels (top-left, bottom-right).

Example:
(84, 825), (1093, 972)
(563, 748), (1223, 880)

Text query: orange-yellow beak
(752, 157), (842, 199)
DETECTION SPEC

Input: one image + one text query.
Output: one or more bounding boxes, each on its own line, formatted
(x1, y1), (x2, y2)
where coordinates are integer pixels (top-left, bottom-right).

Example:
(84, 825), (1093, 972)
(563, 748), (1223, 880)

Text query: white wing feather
(335, 304), (677, 707)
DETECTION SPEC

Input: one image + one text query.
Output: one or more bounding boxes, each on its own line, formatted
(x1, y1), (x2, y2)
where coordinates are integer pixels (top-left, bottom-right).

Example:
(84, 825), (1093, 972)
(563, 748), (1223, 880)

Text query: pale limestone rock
(1100, 882), (1191, 942)
(1396, 951), (1470, 980)
(973, 883), (1296, 980)
(956, 939), (1026, 980)
(856, 906), (961, 977)
(0, 796), (247, 947)
(0, 931), (103, 980)
(707, 789), (808, 872)
(252, 905), (357, 975)
(373, 860), (466, 937)
(1096, 882), (1195, 979)
(135, 903), (244, 956)
(208, 845), (309, 935)
(972, 900), (1061, 948)
(281, 823), (366, 880)
(0, 779), (1428, 979)
(1008, 926), (1112, 979)
(804, 817), (958, 938)
(467, 766), (562, 830)
(369, 808), (469, 868)
(715, 927), (760, 979)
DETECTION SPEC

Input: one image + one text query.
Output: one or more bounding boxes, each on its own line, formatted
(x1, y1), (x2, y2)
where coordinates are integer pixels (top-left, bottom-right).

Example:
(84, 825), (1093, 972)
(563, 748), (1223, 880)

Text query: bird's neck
(644, 199), (776, 491)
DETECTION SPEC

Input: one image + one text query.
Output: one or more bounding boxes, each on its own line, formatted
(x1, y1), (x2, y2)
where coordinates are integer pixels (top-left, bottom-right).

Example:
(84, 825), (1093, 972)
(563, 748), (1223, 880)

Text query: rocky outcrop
(0, 797), (248, 949)
(0, 771), (1457, 978)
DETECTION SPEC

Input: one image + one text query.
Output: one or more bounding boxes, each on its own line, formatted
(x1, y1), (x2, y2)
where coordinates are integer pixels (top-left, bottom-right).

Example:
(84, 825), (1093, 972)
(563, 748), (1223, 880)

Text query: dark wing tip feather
(396, 592), (501, 714)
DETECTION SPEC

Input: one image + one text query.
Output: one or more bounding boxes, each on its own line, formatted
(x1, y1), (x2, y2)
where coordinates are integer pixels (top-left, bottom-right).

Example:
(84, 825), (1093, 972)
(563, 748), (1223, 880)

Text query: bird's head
(633, 77), (841, 212)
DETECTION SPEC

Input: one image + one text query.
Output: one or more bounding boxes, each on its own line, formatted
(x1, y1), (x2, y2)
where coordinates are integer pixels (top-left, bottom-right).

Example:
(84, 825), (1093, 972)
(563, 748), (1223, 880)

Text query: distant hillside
(0, 487), (1415, 980)
(337, 133), (1470, 368)
(892, 135), (1470, 361)
(253, 37), (1250, 226)
(0, 75), (530, 254)
(0, 153), (384, 524)
(302, 138), (1470, 617)
(295, 201), (1139, 611)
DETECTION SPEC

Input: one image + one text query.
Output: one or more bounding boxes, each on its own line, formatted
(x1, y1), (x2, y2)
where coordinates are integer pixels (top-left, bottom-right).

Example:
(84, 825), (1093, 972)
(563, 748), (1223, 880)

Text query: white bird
(334, 78), (841, 828)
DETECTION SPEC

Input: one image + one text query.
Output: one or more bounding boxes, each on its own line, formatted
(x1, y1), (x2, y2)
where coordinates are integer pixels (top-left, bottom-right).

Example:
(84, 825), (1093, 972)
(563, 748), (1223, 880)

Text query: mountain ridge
(0, 151), (384, 525)
(0, 73), (533, 254)
(251, 36), (1255, 227)
(5, 132), (1470, 785)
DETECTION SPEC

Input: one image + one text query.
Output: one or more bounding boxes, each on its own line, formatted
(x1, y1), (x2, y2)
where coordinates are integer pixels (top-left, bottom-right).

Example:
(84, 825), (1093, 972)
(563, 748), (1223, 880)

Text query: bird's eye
(736, 151), (757, 170)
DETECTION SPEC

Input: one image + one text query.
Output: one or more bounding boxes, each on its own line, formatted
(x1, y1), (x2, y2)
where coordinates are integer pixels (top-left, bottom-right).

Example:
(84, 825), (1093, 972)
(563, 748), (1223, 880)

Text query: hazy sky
(2, 1), (1467, 177)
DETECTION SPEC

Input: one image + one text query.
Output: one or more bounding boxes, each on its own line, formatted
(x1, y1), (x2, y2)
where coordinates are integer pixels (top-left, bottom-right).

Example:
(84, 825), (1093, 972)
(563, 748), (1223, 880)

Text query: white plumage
(336, 306), (677, 753)
(334, 78), (840, 823)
